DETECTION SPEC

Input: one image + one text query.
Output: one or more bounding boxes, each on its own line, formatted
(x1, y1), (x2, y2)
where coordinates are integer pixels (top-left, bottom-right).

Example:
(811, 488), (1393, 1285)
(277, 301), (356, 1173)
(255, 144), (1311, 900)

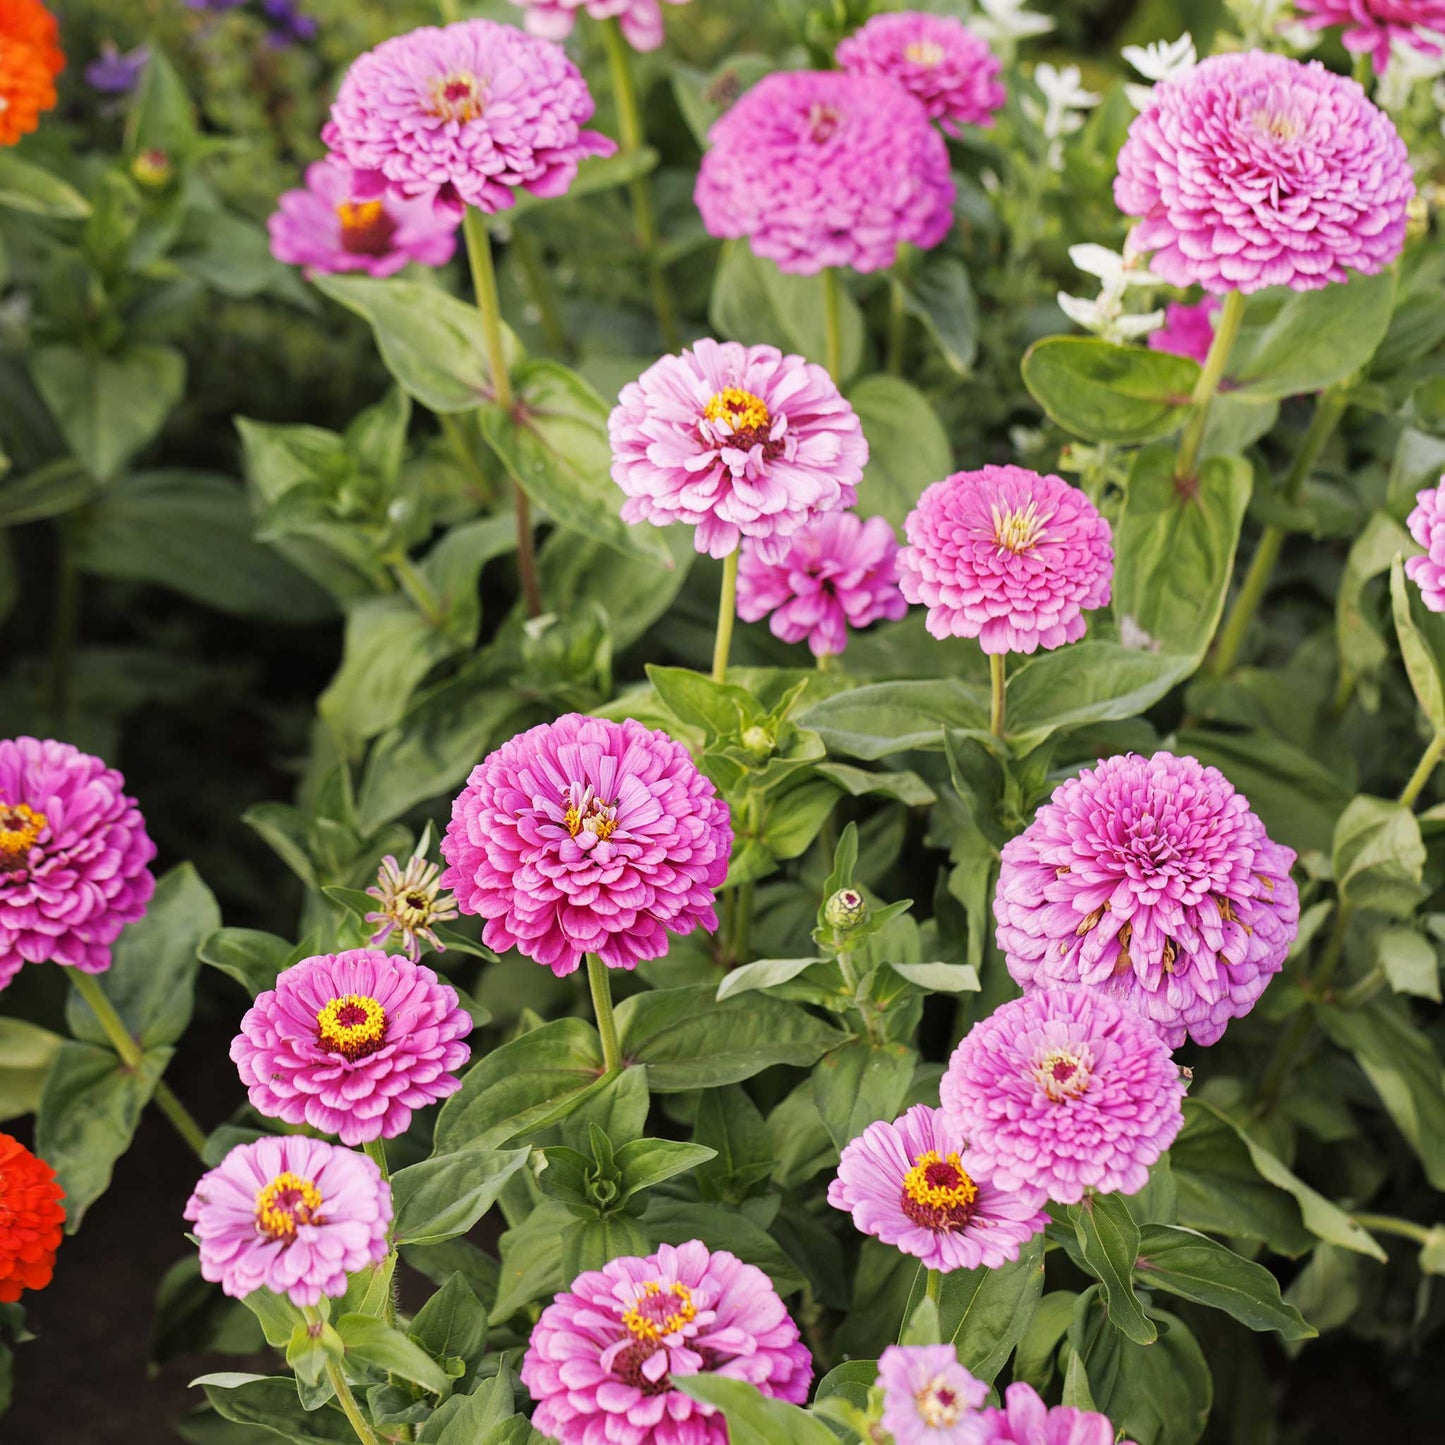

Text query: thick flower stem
(1173, 288), (1246, 487)
(989, 653), (1007, 739)
(389, 553), (444, 628)
(924, 1268), (942, 1307)
(886, 273), (908, 377)
(712, 549), (740, 684)
(297, 1308), (383, 1445)
(362, 1137), (390, 1182)
(601, 19), (681, 352)
(1400, 730), (1445, 810)
(587, 954), (623, 1075)
(822, 268), (844, 382)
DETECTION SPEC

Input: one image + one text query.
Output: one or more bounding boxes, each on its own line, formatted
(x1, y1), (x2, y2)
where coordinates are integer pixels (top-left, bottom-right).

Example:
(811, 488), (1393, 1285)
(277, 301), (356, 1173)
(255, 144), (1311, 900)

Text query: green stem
(362, 1137), (391, 1182)
(510, 225), (571, 355)
(154, 1081), (209, 1159)
(1400, 731), (1445, 810)
(989, 653), (1006, 739)
(1253, 1007), (1313, 1119)
(47, 521), (80, 733)
(1174, 289), (1246, 487)
(822, 268), (843, 382)
(925, 1268), (941, 1307)
(324, 1354), (382, 1445)
(1352, 50), (1373, 89)
(389, 554), (444, 628)
(712, 549), (740, 684)
(601, 19), (681, 351)
(587, 954), (623, 1074)
(436, 0), (459, 19)
(1352, 1212), (1432, 1246)
(886, 273), (908, 377)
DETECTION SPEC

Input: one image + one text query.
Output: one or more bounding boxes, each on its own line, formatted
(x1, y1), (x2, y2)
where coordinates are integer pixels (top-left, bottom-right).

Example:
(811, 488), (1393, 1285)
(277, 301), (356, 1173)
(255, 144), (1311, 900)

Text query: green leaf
(1021, 337), (1198, 443)
(676, 1376), (838, 1445)
(0, 152), (90, 218)
(417, 1363), (518, 1444)
(1391, 556), (1445, 732)
(125, 49), (200, 162)
(390, 1145), (532, 1247)
(198, 928), (293, 997)
(694, 1086), (775, 1202)
(334, 1315), (451, 1395)
(801, 680), (989, 758)
(1332, 795), (1427, 917)
(1376, 925), (1441, 1002)
(847, 375), (954, 532)
(1072, 1193), (1156, 1345)
(614, 1140), (717, 1205)
(561, 1214), (653, 1279)
(0, 460), (98, 527)
(888, 962), (980, 993)
(201, 1376), (356, 1444)
(1337, 512), (1413, 696)
(902, 255), (979, 375)
(811, 1039), (916, 1151)
(715, 957), (829, 1002)
(644, 1198), (806, 1294)
(938, 1237), (1046, 1382)
(0, 1017), (62, 1121)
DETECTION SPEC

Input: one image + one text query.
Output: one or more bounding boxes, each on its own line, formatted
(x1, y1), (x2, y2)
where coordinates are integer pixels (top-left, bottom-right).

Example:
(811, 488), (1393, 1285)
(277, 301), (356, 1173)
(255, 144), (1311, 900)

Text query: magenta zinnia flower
(940, 991), (1185, 1205)
(878, 1345), (989, 1445)
(836, 13), (1004, 137)
(323, 20), (615, 216)
(509, 0), (690, 52)
(980, 1383), (1138, 1445)
(695, 70), (954, 275)
(1114, 51), (1413, 294)
(1407, 476), (1445, 612)
(737, 512), (906, 656)
(828, 1104), (1047, 1273)
(231, 949), (471, 1146)
(1148, 297), (1220, 367)
(1296, 0), (1445, 73)
(441, 714), (731, 977)
(898, 466), (1113, 654)
(184, 1136), (391, 1308)
(0, 737), (156, 993)
(521, 1240), (811, 1445)
(609, 339), (868, 563)
(995, 751), (1299, 1048)
(267, 157), (458, 278)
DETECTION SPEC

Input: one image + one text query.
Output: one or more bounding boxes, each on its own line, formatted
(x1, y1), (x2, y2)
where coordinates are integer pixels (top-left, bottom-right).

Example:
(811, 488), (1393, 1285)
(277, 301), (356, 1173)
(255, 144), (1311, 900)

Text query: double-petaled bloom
(509, 0), (691, 52)
(0, 0), (63, 148)
(1407, 476), (1445, 613)
(0, 1133), (64, 1303)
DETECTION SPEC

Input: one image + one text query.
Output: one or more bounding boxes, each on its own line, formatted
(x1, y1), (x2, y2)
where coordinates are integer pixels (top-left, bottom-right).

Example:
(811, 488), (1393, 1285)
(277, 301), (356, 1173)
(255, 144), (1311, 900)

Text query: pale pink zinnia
(695, 70), (954, 275)
(0, 737), (156, 993)
(230, 949), (471, 1146)
(836, 13), (1004, 137)
(737, 512), (906, 656)
(267, 157), (458, 278)
(1114, 50), (1413, 294)
(995, 751), (1299, 1048)
(521, 1240), (811, 1445)
(609, 339), (867, 563)
(980, 1383), (1139, 1445)
(441, 714), (731, 977)
(878, 1345), (989, 1445)
(940, 991), (1186, 1205)
(1407, 476), (1445, 612)
(322, 20), (616, 216)
(510, 0), (690, 53)
(1147, 297), (1220, 367)
(1296, 0), (1445, 73)
(184, 1136), (391, 1308)
(828, 1104), (1048, 1272)
(898, 466), (1113, 654)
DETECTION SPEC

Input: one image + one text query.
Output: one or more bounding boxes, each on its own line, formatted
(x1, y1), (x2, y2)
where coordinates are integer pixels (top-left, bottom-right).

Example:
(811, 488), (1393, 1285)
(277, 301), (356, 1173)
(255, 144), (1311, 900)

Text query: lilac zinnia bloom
(836, 13), (1004, 137)
(441, 714), (731, 977)
(1406, 476), (1445, 611)
(323, 20), (616, 217)
(878, 1345), (989, 1445)
(1148, 297), (1220, 367)
(1297, 0), (1445, 73)
(184, 1137), (391, 1308)
(980, 1382), (1139, 1445)
(898, 466), (1113, 654)
(609, 339), (868, 563)
(940, 991), (1186, 1204)
(995, 751), (1300, 1048)
(84, 42), (148, 95)
(0, 738), (156, 994)
(827, 1105), (1048, 1272)
(695, 70), (954, 276)
(231, 949), (471, 1146)
(521, 1240), (811, 1445)
(1114, 51), (1413, 295)
(738, 512), (907, 656)
(510, 0), (690, 53)
(268, 158), (459, 278)
(260, 0), (317, 47)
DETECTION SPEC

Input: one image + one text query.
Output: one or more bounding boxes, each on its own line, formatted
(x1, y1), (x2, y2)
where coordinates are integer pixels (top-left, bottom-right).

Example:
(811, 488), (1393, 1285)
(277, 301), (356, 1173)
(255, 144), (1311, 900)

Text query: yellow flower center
(1035, 1047), (1090, 1101)
(704, 387), (771, 435)
(563, 784), (618, 842)
(905, 40), (947, 66)
(0, 803), (45, 868)
(316, 994), (388, 1061)
(1255, 109), (1302, 143)
(254, 1172), (324, 1240)
(622, 1282), (697, 1342)
(900, 1150), (979, 1232)
(335, 199), (397, 257)
(991, 500), (1050, 554)
(916, 1378), (964, 1426)
(430, 71), (485, 123)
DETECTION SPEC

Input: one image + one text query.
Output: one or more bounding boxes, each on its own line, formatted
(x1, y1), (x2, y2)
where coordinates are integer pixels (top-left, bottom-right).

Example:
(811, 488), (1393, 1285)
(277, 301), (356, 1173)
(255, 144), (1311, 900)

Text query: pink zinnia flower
(230, 949), (471, 1147)
(609, 339), (868, 563)
(267, 157), (458, 278)
(736, 512), (906, 656)
(828, 1105), (1048, 1273)
(1114, 51), (1413, 294)
(441, 714), (731, 977)
(323, 20), (616, 216)
(878, 1345), (989, 1445)
(695, 70), (955, 275)
(0, 737), (156, 993)
(940, 991), (1186, 1205)
(897, 466), (1113, 654)
(980, 1382), (1139, 1445)
(836, 13), (1004, 137)
(509, 0), (690, 53)
(184, 1136), (391, 1308)
(1407, 476), (1445, 612)
(995, 751), (1300, 1048)
(521, 1240), (811, 1445)
(1296, 0), (1445, 74)
(1147, 297), (1220, 367)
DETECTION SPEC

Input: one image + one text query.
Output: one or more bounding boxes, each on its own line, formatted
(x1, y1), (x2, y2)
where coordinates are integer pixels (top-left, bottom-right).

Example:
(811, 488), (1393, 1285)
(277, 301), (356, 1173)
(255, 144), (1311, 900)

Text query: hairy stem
(822, 268), (844, 382)
(587, 954), (623, 1074)
(989, 653), (1007, 739)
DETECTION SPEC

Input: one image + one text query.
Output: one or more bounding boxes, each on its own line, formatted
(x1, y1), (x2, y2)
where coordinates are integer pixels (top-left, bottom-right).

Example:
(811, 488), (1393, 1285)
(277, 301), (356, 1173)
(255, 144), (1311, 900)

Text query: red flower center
(429, 71), (486, 123)
(315, 993), (388, 1060)
(336, 200), (399, 257)
(806, 102), (842, 142)
(611, 1340), (672, 1396)
(900, 1150), (979, 1232)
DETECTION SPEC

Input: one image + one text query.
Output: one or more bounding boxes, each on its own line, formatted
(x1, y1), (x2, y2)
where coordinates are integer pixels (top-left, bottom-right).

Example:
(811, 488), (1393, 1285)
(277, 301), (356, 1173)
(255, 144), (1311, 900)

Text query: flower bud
(131, 148), (173, 189)
(824, 887), (869, 932)
(740, 724), (774, 760)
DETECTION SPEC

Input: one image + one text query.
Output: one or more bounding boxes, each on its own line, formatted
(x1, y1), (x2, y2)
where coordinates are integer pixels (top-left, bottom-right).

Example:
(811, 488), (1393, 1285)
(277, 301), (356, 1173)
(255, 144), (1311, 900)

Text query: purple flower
(898, 466), (1113, 654)
(939, 990), (1186, 1205)
(609, 339), (868, 563)
(980, 1382), (1139, 1445)
(1297, 0), (1445, 73)
(0, 738), (156, 994)
(836, 13), (1004, 137)
(878, 1345), (989, 1445)
(995, 751), (1299, 1048)
(323, 20), (616, 217)
(695, 70), (955, 275)
(84, 42), (148, 95)
(1407, 476), (1445, 611)
(1147, 297), (1220, 367)
(827, 1104), (1048, 1273)
(185, 1137), (391, 1308)
(510, 0), (691, 53)
(521, 1240), (812, 1445)
(268, 158), (459, 278)
(737, 511), (907, 656)
(441, 714), (732, 978)
(1114, 50), (1413, 294)
(260, 0), (317, 47)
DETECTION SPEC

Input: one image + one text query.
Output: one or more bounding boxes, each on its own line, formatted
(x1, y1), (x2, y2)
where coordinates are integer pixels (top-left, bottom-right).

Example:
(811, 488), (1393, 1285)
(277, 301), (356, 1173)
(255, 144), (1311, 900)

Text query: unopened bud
(824, 887), (869, 931)
(131, 148), (173, 189)
(740, 725), (773, 760)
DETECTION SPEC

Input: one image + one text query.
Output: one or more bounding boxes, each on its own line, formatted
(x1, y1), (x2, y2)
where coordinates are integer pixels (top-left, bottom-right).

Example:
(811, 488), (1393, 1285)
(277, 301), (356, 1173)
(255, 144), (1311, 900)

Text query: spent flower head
(366, 828), (459, 961)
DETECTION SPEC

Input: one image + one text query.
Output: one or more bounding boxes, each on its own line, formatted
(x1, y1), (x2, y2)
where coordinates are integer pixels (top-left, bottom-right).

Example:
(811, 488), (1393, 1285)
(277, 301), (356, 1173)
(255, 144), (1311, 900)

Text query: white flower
(1058, 291), (1164, 344)
(1378, 36), (1445, 112)
(1068, 244), (1163, 290)
(974, 0), (1054, 48)
(1121, 32), (1197, 82)
(1022, 62), (1101, 168)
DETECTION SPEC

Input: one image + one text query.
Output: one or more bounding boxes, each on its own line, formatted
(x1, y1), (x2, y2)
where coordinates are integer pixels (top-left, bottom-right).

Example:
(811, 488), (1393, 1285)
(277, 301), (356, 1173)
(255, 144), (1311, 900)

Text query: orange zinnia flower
(0, 0), (65, 149)
(0, 1133), (65, 1302)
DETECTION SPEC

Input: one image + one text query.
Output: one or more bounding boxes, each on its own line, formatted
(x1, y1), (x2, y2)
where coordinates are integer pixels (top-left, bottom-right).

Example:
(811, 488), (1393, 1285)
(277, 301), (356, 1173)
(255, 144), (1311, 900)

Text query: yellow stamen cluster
(704, 387), (771, 435)
(902, 1151), (979, 1212)
(254, 1172), (324, 1240)
(622, 1282), (697, 1343)
(0, 803), (45, 867)
(316, 993), (388, 1060)
(1035, 1048), (1090, 1102)
(991, 500), (1050, 554)
(916, 1380), (964, 1427)
(430, 72), (485, 123)
(905, 40), (947, 66)
(563, 786), (618, 842)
